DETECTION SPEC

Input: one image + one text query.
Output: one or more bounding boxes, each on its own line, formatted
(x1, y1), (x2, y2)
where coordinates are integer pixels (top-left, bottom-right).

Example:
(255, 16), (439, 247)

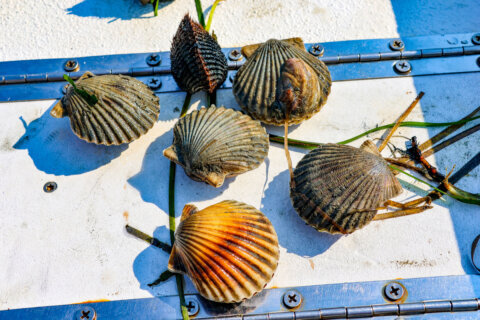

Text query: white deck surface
(1, 0), (479, 311)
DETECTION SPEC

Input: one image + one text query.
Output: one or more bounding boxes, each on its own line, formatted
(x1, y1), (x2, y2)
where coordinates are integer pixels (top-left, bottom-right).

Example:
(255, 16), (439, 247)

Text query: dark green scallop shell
(170, 14), (228, 94)
(290, 141), (403, 234)
(51, 72), (159, 145)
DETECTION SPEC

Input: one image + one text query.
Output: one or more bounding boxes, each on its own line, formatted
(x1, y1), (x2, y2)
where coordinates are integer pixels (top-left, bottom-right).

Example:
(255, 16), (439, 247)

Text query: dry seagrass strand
(290, 140), (403, 234)
(168, 200), (280, 303)
(233, 38), (331, 126)
(170, 14), (228, 94)
(50, 72), (160, 145)
(163, 105), (269, 187)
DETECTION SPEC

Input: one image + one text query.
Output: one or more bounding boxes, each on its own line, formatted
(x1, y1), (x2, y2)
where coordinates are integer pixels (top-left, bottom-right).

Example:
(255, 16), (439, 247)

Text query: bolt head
(185, 298), (200, 317)
(394, 60), (411, 74)
(147, 77), (162, 90)
(64, 60), (79, 72)
(389, 39), (405, 51)
(146, 53), (161, 66)
(309, 43), (324, 57)
(384, 282), (405, 301)
(228, 49), (243, 61)
(74, 307), (96, 320)
(282, 289), (302, 309)
(43, 181), (57, 193)
(472, 33), (480, 45)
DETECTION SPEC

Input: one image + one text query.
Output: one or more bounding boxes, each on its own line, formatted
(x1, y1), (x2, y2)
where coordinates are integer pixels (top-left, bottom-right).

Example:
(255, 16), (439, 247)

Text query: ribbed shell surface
(290, 143), (403, 234)
(168, 200), (279, 303)
(170, 15), (228, 94)
(60, 74), (159, 145)
(163, 105), (269, 187)
(233, 39), (331, 125)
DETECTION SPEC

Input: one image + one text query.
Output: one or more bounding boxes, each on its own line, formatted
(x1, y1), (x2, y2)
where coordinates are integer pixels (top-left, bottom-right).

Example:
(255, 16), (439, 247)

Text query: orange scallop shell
(168, 200), (279, 303)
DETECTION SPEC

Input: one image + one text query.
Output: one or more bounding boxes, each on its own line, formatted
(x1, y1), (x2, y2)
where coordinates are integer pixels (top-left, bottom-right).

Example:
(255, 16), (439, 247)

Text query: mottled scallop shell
(290, 140), (403, 234)
(170, 14), (228, 94)
(168, 200), (279, 303)
(233, 38), (331, 126)
(163, 105), (269, 187)
(50, 72), (160, 145)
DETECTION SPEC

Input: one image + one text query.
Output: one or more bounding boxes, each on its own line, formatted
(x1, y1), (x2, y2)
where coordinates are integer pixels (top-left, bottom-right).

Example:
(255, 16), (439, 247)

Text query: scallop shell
(290, 140), (403, 234)
(50, 72), (160, 145)
(233, 38), (331, 125)
(168, 200), (279, 303)
(163, 105), (269, 187)
(170, 14), (228, 94)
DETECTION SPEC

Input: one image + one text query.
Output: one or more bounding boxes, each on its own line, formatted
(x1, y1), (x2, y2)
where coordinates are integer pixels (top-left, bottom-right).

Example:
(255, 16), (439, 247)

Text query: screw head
(282, 290), (302, 309)
(43, 181), (57, 193)
(74, 307), (96, 320)
(185, 298), (200, 317)
(394, 60), (411, 74)
(384, 282), (405, 302)
(472, 33), (480, 45)
(309, 43), (324, 57)
(146, 53), (161, 66)
(147, 77), (162, 90)
(64, 60), (79, 72)
(228, 49), (243, 61)
(389, 39), (405, 51)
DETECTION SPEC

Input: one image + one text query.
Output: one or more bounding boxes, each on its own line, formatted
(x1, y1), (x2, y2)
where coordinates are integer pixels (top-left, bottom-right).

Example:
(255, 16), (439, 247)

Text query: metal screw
(309, 43), (324, 57)
(228, 49), (243, 61)
(394, 60), (411, 74)
(282, 290), (302, 309)
(384, 282), (405, 302)
(185, 298), (200, 317)
(43, 182), (57, 193)
(472, 33), (480, 45)
(147, 77), (162, 90)
(146, 53), (161, 66)
(74, 307), (97, 320)
(389, 39), (405, 51)
(64, 60), (79, 72)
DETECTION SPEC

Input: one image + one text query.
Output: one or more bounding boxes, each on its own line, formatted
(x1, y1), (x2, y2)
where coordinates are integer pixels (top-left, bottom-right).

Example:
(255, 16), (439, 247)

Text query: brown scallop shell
(50, 72), (160, 145)
(170, 14), (228, 94)
(168, 200), (279, 303)
(290, 140), (403, 234)
(233, 38), (331, 125)
(163, 105), (269, 187)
